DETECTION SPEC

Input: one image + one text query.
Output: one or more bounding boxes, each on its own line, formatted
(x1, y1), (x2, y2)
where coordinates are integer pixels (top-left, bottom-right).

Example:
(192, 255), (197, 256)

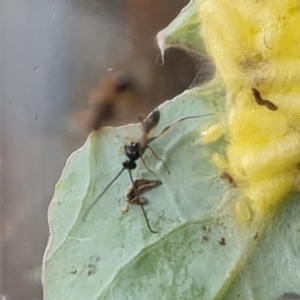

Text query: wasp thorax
(124, 143), (140, 161)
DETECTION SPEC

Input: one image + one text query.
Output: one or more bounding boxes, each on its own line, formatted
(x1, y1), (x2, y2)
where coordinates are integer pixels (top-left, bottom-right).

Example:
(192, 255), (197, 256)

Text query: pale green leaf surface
(224, 192), (300, 300)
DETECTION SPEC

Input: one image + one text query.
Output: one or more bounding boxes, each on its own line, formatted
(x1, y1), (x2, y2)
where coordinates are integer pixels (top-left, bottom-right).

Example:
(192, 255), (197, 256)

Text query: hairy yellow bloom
(199, 0), (300, 218)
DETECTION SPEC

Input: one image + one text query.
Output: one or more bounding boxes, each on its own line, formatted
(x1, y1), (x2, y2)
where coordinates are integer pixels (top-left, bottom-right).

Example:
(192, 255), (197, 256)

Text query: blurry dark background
(0, 0), (213, 299)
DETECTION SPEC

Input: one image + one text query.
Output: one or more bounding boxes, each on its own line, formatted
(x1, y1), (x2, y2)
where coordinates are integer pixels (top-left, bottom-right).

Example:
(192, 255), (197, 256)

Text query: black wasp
(83, 108), (211, 233)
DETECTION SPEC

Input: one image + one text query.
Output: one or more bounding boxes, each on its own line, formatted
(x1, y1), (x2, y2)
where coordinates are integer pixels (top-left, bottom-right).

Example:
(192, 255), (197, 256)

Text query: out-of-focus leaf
(157, 0), (207, 55)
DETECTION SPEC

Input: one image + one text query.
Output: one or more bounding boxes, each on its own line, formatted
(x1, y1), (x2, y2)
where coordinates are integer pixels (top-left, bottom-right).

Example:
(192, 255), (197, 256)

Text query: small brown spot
(87, 264), (97, 276)
(202, 226), (210, 233)
(203, 236), (209, 241)
(219, 237), (226, 246)
(254, 232), (258, 240)
(220, 172), (237, 187)
(69, 270), (77, 275)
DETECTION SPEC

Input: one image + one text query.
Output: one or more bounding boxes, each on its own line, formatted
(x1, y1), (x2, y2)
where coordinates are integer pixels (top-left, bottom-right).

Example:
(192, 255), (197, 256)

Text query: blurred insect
(72, 55), (158, 133)
(251, 88), (278, 111)
(82, 108), (212, 233)
(72, 49), (209, 134)
(74, 70), (139, 132)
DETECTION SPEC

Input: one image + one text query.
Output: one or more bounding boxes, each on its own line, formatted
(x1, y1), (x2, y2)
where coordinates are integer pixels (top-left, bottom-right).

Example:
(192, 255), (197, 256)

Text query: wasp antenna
(82, 167), (125, 221)
(149, 113), (212, 142)
(128, 169), (158, 234)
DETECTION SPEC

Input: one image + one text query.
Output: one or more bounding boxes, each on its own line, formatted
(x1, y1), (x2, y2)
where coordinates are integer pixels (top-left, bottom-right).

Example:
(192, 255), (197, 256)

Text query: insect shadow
(82, 108), (212, 233)
(121, 179), (163, 214)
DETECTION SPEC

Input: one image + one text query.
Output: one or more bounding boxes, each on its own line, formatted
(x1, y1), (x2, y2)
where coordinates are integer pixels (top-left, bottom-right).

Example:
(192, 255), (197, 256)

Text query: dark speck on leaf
(202, 226), (210, 233)
(219, 237), (226, 246)
(87, 264), (97, 276)
(254, 232), (258, 240)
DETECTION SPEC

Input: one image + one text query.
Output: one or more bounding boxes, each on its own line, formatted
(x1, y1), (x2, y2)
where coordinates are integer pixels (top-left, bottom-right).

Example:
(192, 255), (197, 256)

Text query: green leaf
(43, 1), (300, 299)
(156, 0), (207, 56)
(42, 86), (300, 300)
(43, 86), (249, 300)
(224, 191), (300, 300)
